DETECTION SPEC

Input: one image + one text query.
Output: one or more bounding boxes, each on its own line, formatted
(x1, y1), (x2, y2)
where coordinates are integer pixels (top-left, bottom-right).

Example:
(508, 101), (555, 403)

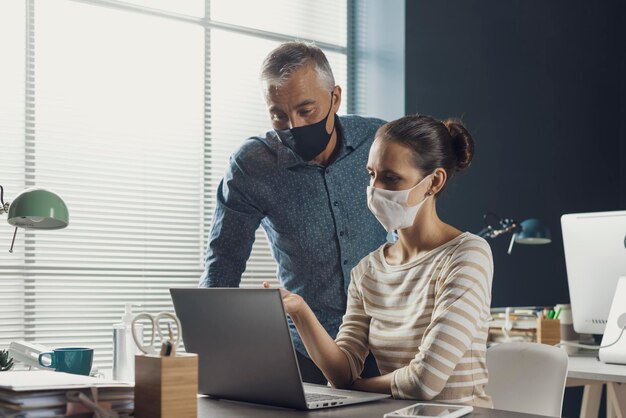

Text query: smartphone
(383, 402), (474, 418)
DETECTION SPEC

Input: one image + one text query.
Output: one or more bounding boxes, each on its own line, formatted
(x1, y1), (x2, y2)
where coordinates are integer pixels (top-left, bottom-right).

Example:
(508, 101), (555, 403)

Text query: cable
(556, 324), (626, 350)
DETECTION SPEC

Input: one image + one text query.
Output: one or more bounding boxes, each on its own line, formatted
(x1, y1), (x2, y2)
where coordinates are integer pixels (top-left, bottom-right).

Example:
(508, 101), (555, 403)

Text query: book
(0, 371), (133, 418)
(0, 371), (131, 392)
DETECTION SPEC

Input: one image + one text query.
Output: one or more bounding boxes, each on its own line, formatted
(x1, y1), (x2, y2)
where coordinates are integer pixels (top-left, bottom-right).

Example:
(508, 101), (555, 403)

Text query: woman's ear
(429, 168), (447, 195)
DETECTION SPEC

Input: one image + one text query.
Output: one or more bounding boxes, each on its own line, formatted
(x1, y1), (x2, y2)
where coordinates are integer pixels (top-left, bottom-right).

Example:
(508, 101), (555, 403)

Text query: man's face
(264, 65), (341, 131)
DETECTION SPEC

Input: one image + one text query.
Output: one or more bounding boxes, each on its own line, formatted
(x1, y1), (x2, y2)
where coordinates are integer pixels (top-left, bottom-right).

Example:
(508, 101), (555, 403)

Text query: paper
(0, 371), (132, 391)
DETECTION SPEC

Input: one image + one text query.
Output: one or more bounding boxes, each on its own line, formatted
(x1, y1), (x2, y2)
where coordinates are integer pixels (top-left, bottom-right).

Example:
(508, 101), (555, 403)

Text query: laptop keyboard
(305, 392), (348, 402)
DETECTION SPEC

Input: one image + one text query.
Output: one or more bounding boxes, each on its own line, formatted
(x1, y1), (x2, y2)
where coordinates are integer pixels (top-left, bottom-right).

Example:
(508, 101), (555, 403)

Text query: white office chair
(485, 342), (568, 417)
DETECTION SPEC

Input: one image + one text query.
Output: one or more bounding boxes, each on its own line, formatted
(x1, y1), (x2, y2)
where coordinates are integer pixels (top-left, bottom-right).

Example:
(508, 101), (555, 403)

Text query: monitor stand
(599, 276), (626, 365)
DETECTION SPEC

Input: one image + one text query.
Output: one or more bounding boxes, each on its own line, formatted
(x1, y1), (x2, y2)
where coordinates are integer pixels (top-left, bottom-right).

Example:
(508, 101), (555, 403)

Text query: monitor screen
(561, 211), (626, 334)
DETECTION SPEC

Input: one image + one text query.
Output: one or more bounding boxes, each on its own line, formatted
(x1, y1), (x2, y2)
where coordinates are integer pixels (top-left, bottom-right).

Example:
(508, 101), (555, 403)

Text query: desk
(197, 397), (554, 418)
(566, 356), (626, 418)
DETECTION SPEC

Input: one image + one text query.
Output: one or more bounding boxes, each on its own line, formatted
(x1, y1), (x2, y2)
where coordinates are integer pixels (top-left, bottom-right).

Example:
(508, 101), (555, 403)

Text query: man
(199, 41), (387, 384)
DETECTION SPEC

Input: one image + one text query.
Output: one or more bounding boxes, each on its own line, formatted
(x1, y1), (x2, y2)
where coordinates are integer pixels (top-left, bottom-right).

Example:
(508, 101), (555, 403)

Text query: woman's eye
(383, 176), (399, 183)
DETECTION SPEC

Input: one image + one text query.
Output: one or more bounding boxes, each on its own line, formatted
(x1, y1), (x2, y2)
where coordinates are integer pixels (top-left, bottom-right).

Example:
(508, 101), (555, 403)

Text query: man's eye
(272, 113), (286, 121)
(300, 109), (313, 116)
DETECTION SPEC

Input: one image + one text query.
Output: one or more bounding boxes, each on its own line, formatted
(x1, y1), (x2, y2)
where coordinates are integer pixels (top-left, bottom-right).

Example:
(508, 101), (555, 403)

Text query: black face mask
(275, 93), (336, 162)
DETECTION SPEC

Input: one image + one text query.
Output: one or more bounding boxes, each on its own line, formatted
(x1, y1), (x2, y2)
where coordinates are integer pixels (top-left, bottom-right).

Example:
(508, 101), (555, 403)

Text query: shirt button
(339, 231), (344, 237)
(343, 260), (348, 265)
(326, 168), (331, 174)
(333, 201), (339, 207)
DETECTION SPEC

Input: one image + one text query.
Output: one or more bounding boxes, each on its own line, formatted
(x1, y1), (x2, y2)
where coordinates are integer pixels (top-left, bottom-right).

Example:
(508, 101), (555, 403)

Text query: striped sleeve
(335, 262), (372, 383)
(391, 238), (493, 399)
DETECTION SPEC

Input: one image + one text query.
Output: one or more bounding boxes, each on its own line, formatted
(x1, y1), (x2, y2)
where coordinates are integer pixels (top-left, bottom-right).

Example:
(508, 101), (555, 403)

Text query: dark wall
(406, 0), (623, 309)
(405, 2), (624, 417)
(621, 0), (626, 208)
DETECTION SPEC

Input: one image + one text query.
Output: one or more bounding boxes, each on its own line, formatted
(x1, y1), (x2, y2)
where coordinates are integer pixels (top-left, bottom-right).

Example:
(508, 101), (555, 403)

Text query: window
(0, 0), (351, 370)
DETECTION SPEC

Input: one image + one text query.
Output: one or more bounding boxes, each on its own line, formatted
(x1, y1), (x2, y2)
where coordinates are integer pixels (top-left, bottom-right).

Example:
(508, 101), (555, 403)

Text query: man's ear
(332, 85), (342, 112)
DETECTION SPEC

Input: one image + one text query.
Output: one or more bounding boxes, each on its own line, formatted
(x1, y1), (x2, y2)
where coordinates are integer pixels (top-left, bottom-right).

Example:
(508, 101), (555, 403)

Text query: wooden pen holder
(134, 353), (198, 418)
(536, 318), (561, 346)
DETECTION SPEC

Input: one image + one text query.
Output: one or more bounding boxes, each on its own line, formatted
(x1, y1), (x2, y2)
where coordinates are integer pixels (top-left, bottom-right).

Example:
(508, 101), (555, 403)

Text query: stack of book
(0, 371), (133, 418)
(489, 306), (543, 344)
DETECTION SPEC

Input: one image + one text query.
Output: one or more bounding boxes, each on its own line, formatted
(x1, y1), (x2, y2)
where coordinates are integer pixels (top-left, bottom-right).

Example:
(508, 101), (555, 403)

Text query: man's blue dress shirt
(199, 115), (387, 356)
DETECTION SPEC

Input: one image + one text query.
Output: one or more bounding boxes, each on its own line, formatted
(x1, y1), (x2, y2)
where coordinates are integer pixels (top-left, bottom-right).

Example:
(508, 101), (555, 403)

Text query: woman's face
(367, 138), (431, 206)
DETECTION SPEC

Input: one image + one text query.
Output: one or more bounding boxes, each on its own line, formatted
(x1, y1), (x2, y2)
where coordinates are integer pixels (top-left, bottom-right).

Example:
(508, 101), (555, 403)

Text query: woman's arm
(350, 373), (393, 394)
(278, 288), (353, 388)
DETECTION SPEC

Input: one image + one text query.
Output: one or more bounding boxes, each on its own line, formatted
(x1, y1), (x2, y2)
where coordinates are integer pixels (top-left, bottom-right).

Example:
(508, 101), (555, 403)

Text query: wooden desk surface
(198, 396), (555, 418)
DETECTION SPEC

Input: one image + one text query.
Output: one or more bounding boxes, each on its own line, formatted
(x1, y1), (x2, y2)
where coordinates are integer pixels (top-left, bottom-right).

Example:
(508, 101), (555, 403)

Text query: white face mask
(366, 175), (432, 232)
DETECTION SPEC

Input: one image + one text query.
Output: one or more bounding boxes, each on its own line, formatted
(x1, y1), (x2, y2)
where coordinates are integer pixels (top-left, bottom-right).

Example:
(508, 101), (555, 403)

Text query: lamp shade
(515, 218), (551, 244)
(7, 188), (69, 230)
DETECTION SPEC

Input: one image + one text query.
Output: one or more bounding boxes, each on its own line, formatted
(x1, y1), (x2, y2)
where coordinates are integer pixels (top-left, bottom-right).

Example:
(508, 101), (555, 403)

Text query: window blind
(0, 1), (27, 350)
(0, 0), (351, 370)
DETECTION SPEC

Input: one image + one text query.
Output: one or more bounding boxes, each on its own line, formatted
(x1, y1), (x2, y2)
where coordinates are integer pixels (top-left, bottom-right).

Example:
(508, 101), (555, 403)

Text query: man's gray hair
(260, 41), (335, 90)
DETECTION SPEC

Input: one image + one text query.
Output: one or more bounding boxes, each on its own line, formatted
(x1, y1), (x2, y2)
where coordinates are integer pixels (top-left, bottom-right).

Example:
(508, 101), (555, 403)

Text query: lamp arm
(0, 185), (9, 215)
(507, 233), (516, 255)
(477, 226), (493, 238)
(479, 213), (520, 239)
(483, 222), (518, 239)
(9, 227), (17, 253)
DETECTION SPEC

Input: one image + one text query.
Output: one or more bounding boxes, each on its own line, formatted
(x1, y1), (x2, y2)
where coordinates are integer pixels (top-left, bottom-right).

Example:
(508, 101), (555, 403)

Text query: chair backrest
(485, 342), (568, 417)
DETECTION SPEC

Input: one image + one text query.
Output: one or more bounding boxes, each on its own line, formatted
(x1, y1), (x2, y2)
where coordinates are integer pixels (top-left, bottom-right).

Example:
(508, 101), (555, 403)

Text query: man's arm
(199, 156), (264, 288)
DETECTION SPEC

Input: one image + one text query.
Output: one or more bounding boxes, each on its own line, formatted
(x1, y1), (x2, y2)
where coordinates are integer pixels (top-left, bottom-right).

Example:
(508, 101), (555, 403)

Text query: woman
(277, 114), (493, 406)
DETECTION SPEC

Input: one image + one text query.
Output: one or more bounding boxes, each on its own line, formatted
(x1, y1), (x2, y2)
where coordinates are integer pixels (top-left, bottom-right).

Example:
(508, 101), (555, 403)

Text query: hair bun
(443, 119), (474, 171)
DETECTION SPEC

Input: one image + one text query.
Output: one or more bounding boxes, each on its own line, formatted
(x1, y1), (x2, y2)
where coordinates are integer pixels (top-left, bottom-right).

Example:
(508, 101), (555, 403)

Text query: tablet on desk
(384, 403), (473, 418)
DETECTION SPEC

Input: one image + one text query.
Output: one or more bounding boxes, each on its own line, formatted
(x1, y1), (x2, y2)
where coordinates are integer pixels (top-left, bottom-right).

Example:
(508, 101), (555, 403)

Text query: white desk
(566, 356), (626, 418)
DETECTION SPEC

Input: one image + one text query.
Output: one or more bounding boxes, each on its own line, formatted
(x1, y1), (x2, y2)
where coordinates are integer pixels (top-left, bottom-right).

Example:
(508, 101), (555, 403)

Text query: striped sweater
(335, 232), (493, 407)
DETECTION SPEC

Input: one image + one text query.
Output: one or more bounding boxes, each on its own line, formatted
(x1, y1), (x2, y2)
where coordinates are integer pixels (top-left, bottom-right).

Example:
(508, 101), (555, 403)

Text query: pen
(553, 307), (561, 320)
(167, 323), (177, 356)
(548, 309), (555, 319)
(160, 340), (173, 357)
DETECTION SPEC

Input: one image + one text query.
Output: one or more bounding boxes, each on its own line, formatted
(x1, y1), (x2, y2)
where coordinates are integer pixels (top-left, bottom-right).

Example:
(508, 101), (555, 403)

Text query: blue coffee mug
(38, 347), (94, 376)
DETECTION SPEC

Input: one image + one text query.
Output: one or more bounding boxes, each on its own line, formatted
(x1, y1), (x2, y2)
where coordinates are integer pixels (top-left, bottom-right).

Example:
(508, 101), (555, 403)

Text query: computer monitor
(561, 210), (626, 334)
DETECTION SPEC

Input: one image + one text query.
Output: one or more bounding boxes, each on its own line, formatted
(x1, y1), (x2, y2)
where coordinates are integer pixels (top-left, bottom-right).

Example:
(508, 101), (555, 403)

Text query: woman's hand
(262, 281), (308, 318)
(262, 282), (353, 388)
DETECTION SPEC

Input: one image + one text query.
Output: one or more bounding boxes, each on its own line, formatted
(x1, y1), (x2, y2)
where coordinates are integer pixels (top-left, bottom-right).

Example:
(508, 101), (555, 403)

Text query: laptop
(170, 288), (389, 410)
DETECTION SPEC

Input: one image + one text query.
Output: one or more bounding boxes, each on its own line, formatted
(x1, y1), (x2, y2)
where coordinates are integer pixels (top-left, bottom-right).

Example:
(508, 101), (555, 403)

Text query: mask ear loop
(425, 171), (440, 197)
(326, 90), (336, 137)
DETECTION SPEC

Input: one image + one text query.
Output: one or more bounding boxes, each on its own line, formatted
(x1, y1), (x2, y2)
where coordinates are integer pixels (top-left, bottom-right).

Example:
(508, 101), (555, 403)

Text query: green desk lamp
(477, 212), (551, 254)
(0, 185), (69, 253)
